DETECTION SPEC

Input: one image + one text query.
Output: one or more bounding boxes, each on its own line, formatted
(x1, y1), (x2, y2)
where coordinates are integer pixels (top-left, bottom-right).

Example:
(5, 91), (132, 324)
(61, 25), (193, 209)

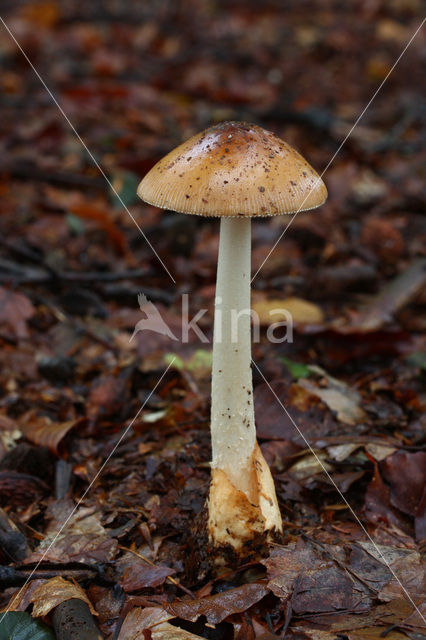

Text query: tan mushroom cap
(137, 121), (327, 217)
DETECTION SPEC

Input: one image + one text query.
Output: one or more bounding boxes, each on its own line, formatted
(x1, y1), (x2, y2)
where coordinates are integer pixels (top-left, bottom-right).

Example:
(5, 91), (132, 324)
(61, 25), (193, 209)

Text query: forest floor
(0, 1), (425, 638)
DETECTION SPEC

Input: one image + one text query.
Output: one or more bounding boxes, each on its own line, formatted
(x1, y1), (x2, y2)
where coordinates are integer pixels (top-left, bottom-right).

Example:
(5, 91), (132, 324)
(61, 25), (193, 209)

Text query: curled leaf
(30, 576), (96, 617)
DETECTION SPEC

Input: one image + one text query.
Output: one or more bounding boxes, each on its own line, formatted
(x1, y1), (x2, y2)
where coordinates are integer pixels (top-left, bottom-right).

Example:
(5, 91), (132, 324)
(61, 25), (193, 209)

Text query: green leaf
(164, 353), (185, 370)
(280, 356), (311, 380)
(185, 349), (212, 372)
(165, 350), (212, 373)
(0, 612), (55, 640)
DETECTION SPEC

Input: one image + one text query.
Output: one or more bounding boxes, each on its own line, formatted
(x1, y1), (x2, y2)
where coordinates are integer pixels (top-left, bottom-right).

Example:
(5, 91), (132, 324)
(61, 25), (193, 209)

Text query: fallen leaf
(254, 380), (338, 442)
(109, 170), (140, 208)
(253, 297), (324, 325)
(287, 452), (333, 480)
(150, 623), (205, 639)
(364, 443), (396, 461)
(26, 503), (118, 564)
(0, 287), (35, 339)
(30, 576), (96, 617)
(164, 583), (270, 624)
(2, 580), (47, 613)
(165, 349), (212, 380)
(299, 366), (366, 425)
(378, 551), (424, 603)
(19, 412), (79, 454)
(381, 451), (426, 516)
(263, 539), (372, 614)
(118, 557), (175, 592)
(0, 611), (54, 640)
(118, 606), (205, 639)
(27, 533), (117, 564)
(364, 461), (410, 532)
(327, 443), (360, 462)
(280, 356), (311, 380)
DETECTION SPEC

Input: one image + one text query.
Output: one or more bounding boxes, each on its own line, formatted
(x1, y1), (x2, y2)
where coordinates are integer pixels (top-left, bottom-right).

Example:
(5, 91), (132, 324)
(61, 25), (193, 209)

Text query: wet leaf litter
(0, 0), (425, 638)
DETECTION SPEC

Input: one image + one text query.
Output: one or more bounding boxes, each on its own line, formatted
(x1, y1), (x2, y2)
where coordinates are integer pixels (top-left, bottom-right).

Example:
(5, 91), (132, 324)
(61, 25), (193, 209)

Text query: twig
(5, 162), (106, 190)
(52, 598), (103, 640)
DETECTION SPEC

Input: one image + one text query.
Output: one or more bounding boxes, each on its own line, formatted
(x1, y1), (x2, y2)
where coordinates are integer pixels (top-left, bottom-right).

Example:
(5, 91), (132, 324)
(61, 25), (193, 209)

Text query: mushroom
(137, 121), (327, 557)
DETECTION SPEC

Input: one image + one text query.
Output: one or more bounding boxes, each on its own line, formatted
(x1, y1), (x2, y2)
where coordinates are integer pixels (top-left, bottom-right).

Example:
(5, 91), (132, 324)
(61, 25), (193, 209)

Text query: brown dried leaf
(252, 297), (324, 325)
(364, 461), (411, 532)
(27, 533), (117, 564)
(119, 559), (175, 592)
(378, 551), (424, 604)
(299, 366), (366, 425)
(254, 380), (337, 442)
(118, 605), (204, 639)
(20, 411), (79, 454)
(0, 287), (35, 339)
(263, 539), (371, 614)
(117, 607), (174, 640)
(2, 579), (46, 612)
(30, 576), (96, 617)
(164, 583), (270, 624)
(381, 451), (426, 517)
(150, 623), (205, 639)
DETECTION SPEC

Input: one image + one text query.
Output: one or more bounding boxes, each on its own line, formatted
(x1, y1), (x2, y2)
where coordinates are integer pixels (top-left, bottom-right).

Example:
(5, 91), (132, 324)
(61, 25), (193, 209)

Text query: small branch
(52, 598), (103, 640)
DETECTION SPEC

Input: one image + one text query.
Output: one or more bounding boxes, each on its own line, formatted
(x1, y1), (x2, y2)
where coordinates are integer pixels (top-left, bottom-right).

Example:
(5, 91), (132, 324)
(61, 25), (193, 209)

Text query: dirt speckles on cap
(137, 121), (327, 217)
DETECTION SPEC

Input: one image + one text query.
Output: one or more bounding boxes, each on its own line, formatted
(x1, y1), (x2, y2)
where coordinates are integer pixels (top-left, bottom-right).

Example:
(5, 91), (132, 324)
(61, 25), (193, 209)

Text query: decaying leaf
(118, 556), (175, 592)
(0, 287), (35, 339)
(381, 451), (426, 517)
(364, 461), (410, 532)
(118, 606), (205, 639)
(262, 538), (388, 614)
(150, 623), (205, 639)
(299, 366), (367, 425)
(117, 607), (175, 640)
(26, 504), (118, 564)
(253, 297), (324, 325)
(30, 576), (96, 617)
(2, 580), (47, 613)
(327, 443), (360, 461)
(164, 583), (270, 624)
(287, 452), (333, 480)
(254, 379), (338, 442)
(1, 2), (424, 638)
(19, 411), (80, 454)
(364, 443), (397, 461)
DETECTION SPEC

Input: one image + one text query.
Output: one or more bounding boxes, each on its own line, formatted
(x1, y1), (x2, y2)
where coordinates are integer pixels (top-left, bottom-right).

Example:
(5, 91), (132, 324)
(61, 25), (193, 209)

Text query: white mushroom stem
(210, 217), (256, 498)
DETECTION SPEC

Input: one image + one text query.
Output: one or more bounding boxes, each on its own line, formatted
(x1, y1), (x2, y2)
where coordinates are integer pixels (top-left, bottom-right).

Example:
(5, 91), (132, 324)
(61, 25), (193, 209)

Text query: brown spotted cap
(137, 121), (327, 217)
